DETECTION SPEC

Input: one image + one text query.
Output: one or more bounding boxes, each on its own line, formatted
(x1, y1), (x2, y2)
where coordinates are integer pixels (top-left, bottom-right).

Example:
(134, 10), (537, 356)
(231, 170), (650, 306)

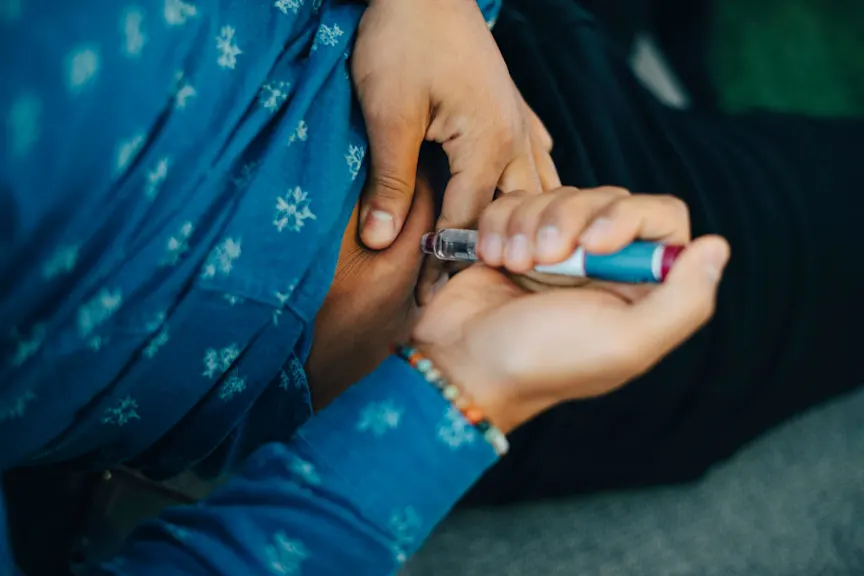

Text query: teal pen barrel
(583, 242), (665, 283)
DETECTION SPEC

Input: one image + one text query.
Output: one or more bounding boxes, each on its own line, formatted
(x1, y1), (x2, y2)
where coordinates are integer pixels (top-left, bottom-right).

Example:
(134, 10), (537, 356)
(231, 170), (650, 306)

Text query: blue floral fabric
(0, 0), (501, 573)
(98, 358), (499, 575)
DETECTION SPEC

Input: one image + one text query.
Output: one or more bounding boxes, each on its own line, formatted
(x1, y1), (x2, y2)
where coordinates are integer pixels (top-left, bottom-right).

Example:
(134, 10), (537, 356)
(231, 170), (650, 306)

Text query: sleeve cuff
(295, 355), (499, 550)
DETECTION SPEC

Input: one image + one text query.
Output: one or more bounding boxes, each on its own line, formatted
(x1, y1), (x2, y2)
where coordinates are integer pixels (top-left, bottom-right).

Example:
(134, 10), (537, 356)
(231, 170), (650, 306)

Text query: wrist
(414, 341), (532, 434)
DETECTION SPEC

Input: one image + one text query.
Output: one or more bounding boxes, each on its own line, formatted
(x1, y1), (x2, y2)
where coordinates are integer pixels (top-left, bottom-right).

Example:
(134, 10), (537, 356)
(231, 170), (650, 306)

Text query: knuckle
(662, 195), (690, 225)
(497, 128), (518, 154)
(506, 200), (537, 236)
(480, 194), (523, 232)
(369, 170), (414, 203)
(537, 194), (583, 233)
(599, 186), (632, 199)
(551, 187), (593, 214)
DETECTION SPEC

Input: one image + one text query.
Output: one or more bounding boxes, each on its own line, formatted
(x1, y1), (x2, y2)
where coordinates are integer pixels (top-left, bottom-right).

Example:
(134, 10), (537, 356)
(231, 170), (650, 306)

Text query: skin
(306, 173), (436, 409)
(307, 185), (731, 433)
(352, 0), (560, 300)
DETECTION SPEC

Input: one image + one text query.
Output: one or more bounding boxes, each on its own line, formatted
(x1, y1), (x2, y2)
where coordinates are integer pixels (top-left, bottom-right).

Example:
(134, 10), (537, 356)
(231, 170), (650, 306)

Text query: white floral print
(389, 506), (422, 563)
(216, 26), (242, 69)
(265, 531), (308, 575)
(160, 220), (194, 266)
(345, 144), (365, 181)
(173, 72), (197, 109)
(67, 46), (100, 93)
(289, 456), (321, 485)
(145, 311), (166, 333)
(437, 406), (478, 449)
(274, 0), (303, 15)
(218, 372), (247, 400)
(77, 288), (123, 337)
(202, 344), (240, 379)
(116, 132), (146, 173)
(164, 0), (197, 25)
(278, 370), (291, 390)
(274, 281), (297, 307)
(201, 238), (241, 279)
(9, 324), (45, 367)
(287, 119), (308, 145)
(223, 293), (245, 306)
(0, 390), (36, 423)
(233, 161), (259, 189)
(122, 7), (147, 57)
(259, 81), (290, 112)
(42, 244), (79, 280)
(87, 335), (107, 351)
(312, 23), (343, 51)
(163, 523), (189, 542)
(102, 396), (141, 426)
(274, 187), (317, 232)
(356, 400), (403, 436)
(143, 328), (169, 359)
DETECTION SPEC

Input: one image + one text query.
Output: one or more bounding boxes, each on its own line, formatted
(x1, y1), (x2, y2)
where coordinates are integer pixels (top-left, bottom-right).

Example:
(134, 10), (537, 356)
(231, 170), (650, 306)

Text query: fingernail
(580, 217), (613, 246)
(362, 210), (395, 246)
(701, 243), (730, 283)
(535, 226), (561, 258)
(481, 233), (503, 262)
(505, 234), (529, 264)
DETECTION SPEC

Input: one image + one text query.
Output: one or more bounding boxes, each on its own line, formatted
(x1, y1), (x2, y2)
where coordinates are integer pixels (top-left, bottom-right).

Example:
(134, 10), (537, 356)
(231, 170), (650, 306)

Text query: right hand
(412, 186), (731, 432)
(352, 0), (559, 257)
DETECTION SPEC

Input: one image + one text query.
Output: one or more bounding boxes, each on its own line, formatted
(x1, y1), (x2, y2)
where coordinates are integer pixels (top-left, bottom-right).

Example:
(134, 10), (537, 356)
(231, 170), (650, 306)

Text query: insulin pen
(421, 229), (684, 284)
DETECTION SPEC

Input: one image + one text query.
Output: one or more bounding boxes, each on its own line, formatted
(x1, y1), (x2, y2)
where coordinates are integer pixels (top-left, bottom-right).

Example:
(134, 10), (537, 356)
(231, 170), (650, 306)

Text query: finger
(534, 147), (561, 192)
(436, 139), (506, 233)
(525, 103), (553, 152)
(389, 173), (438, 307)
(578, 194), (691, 254)
(385, 171), (437, 264)
(476, 189), (531, 267)
(499, 188), (572, 272)
(526, 107), (560, 190)
(532, 186), (631, 264)
(359, 89), (427, 250)
(416, 257), (447, 307)
(497, 150), (543, 195)
(622, 235), (730, 374)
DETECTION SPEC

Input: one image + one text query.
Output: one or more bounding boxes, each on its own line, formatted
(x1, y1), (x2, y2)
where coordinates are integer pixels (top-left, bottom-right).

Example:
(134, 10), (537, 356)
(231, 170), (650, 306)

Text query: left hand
(351, 0), (560, 254)
(414, 186), (730, 431)
(305, 173), (436, 409)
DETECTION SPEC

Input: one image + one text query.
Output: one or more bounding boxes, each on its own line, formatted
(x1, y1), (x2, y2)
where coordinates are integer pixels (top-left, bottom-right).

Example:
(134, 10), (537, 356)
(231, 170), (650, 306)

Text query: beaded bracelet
(392, 343), (509, 456)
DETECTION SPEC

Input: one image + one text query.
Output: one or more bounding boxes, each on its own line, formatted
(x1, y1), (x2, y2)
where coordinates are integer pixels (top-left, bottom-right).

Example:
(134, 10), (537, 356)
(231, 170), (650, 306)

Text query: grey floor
(404, 387), (864, 575)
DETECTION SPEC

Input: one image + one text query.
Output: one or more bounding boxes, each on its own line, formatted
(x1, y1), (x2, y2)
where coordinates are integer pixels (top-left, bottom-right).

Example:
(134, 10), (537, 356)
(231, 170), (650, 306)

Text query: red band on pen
(660, 246), (684, 280)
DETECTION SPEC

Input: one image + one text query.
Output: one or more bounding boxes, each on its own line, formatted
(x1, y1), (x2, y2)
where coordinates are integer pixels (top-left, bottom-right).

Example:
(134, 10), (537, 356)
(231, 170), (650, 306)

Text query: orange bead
(464, 407), (484, 425)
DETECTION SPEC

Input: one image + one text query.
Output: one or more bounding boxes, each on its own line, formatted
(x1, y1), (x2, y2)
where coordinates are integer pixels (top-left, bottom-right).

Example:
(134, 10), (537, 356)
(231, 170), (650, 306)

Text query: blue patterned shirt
(0, 0), (501, 573)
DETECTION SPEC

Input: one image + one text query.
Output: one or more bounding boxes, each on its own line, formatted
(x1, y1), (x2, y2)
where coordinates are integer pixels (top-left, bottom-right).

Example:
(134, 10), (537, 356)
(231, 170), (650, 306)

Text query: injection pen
(421, 229), (684, 284)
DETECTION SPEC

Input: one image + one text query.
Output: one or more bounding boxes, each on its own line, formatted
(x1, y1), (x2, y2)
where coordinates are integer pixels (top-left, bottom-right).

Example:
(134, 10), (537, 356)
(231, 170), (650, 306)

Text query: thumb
(360, 98), (426, 250)
(627, 235), (730, 367)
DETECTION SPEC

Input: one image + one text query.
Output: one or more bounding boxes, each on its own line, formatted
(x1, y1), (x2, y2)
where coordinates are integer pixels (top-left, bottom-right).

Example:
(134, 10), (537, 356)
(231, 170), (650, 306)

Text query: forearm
(94, 357), (498, 575)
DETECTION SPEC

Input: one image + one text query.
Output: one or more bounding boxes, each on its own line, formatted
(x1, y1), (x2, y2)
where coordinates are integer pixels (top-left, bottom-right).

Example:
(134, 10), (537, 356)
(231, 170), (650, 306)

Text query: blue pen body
(421, 230), (679, 284)
(529, 242), (668, 283)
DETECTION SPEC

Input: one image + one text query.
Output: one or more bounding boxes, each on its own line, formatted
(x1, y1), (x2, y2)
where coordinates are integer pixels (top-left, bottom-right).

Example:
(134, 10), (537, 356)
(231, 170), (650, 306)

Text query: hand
(412, 187), (731, 432)
(305, 173), (435, 410)
(351, 0), (560, 253)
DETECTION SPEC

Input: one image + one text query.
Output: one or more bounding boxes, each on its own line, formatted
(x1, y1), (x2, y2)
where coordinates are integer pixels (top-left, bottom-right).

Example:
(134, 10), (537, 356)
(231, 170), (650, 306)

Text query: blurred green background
(711, 0), (864, 115)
